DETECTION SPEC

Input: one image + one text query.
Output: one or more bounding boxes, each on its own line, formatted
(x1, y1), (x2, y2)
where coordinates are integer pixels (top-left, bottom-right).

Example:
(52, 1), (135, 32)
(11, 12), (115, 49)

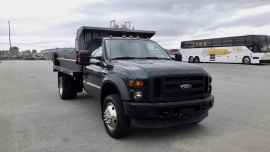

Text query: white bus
(180, 35), (270, 64)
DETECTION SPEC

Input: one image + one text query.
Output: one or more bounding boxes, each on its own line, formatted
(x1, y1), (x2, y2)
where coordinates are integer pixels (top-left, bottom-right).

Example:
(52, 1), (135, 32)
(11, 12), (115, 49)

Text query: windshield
(105, 39), (171, 60)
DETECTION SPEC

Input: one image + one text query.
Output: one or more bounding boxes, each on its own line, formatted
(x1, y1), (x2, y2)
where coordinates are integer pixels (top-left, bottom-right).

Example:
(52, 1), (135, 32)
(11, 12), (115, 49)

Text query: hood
(111, 59), (207, 79)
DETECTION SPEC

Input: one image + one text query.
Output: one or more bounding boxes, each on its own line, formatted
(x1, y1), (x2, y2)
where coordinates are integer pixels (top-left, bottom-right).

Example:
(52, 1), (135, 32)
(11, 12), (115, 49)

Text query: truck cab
(53, 24), (214, 138)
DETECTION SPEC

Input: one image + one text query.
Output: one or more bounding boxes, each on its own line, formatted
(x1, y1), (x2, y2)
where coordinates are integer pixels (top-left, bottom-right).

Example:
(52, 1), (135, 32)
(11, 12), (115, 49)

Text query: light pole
(8, 21), (11, 49)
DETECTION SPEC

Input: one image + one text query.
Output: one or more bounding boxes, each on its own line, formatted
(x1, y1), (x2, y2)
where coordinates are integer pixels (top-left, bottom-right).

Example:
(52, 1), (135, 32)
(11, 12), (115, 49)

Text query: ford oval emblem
(180, 84), (192, 89)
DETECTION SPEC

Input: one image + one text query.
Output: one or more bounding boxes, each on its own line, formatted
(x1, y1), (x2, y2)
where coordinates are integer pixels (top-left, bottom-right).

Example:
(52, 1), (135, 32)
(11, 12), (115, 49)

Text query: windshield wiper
(141, 57), (171, 60)
(111, 57), (143, 60)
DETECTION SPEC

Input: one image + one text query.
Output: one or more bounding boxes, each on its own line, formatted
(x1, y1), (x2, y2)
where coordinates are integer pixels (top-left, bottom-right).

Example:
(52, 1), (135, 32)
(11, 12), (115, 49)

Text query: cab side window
(90, 41), (102, 57)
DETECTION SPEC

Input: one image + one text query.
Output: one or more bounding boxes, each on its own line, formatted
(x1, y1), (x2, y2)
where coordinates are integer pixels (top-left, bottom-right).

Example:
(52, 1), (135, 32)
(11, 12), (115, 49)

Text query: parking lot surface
(0, 61), (270, 152)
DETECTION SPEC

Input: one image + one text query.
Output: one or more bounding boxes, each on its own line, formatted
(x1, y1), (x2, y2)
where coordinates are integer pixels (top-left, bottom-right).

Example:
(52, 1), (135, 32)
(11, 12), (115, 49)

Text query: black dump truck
(52, 24), (214, 138)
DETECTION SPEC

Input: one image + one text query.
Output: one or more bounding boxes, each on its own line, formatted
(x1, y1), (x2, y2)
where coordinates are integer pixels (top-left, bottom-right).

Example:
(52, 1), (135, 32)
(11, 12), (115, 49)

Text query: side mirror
(95, 56), (102, 61)
(90, 56), (102, 66)
(175, 53), (182, 61)
(77, 50), (91, 65)
(90, 59), (101, 66)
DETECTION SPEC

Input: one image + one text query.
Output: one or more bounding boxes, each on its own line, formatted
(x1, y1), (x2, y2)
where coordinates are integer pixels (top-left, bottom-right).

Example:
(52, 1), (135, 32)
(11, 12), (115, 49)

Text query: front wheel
(242, 57), (251, 64)
(103, 94), (130, 138)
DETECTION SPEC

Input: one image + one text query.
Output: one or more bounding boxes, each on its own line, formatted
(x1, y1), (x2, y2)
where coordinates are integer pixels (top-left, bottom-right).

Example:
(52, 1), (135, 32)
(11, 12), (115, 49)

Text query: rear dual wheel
(194, 57), (200, 63)
(189, 56), (194, 63)
(59, 76), (77, 100)
(189, 56), (200, 63)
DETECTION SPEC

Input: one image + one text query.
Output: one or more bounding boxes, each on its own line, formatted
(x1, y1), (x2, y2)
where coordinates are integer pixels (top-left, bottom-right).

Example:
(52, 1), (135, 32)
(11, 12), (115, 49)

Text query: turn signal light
(208, 76), (212, 83)
(134, 81), (143, 87)
(129, 80), (144, 87)
(129, 81), (134, 87)
(78, 57), (81, 63)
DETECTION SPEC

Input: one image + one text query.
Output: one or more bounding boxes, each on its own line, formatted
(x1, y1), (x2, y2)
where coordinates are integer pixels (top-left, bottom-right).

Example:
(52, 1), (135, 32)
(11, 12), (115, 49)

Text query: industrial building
(40, 48), (75, 57)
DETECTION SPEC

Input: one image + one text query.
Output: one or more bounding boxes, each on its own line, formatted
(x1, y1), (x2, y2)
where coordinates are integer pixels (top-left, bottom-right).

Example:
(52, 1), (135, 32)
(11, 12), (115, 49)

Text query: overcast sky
(1, 0), (270, 52)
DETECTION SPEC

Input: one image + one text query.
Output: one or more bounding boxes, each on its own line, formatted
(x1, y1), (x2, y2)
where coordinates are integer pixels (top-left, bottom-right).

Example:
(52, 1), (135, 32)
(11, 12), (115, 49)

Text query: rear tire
(59, 75), (77, 99)
(59, 76), (69, 100)
(242, 57), (251, 64)
(67, 78), (77, 99)
(194, 57), (200, 63)
(102, 94), (130, 138)
(189, 56), (194, 63)
(69, 90), (77, 99)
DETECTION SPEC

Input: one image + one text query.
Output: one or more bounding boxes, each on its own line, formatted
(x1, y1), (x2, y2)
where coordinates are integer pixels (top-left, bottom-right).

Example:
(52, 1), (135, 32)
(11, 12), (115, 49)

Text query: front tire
(103, 94), (130, 138)
(242, 57), (251, 64)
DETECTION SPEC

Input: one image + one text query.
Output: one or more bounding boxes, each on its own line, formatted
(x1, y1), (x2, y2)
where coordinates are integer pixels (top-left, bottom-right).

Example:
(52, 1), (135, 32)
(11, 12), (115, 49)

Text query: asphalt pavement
(0, 60), (270, 152)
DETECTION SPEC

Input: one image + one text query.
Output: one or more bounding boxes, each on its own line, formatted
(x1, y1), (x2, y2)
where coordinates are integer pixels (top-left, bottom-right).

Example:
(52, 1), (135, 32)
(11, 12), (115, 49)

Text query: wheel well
(101, 83), (120, 107)
(242, 56), (250, 61)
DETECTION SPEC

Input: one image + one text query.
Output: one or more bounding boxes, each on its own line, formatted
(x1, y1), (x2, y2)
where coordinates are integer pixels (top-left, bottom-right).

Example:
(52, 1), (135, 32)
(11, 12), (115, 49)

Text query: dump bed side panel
(53, 50), (84, 76)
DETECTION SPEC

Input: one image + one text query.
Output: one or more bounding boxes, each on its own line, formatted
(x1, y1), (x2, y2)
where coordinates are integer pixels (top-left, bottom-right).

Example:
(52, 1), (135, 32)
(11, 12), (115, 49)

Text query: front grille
(152, 75), (204, 102)
(154, 78), (162, 98)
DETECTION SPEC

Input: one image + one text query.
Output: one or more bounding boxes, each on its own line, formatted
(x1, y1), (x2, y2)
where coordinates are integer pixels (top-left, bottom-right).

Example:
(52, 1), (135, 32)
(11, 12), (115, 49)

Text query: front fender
(101, 74), (131, 101)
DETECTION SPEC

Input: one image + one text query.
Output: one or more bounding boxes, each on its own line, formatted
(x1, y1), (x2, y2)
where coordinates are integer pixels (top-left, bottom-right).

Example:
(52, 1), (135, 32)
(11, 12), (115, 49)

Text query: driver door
(84, 40), (103, 99)
(252, 44), (260, 60)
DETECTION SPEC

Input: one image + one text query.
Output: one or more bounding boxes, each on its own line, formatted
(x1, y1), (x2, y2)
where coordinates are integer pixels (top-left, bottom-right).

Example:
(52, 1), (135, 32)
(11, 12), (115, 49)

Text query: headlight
(134, 91), (143, 99)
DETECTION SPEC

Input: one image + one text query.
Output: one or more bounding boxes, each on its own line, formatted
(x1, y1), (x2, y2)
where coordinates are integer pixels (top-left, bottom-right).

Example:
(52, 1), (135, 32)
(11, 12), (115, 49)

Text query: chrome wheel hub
(103, 102), (117, 131)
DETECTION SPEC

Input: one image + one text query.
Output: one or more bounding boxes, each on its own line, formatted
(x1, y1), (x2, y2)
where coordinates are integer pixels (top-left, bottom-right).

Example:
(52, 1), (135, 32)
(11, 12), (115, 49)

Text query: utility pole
(8, 21), (11, 49)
